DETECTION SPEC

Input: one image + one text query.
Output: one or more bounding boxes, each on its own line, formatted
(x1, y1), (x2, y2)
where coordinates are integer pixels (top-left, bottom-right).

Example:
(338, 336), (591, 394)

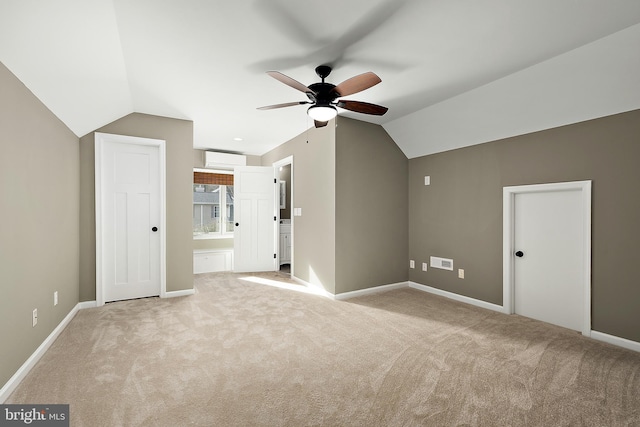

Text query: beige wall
(246, 155), (261, 167)
(79, 113), (194, 300)
(193, 238), (233, 251)
(261, 117), (409, 295)
(408, 109), (640, 342)
(261, 120), (337, 293)
(335, 118), (409, 293)
(0, 62), (80, 387)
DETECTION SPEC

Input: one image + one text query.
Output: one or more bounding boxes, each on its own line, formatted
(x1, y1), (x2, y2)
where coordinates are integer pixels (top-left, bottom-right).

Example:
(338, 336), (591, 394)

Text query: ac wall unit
(205, 151), (246, 169)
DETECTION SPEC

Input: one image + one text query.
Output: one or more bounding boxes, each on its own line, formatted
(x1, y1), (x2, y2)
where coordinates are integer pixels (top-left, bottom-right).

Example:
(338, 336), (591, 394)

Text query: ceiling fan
(258, 65), (388, 128)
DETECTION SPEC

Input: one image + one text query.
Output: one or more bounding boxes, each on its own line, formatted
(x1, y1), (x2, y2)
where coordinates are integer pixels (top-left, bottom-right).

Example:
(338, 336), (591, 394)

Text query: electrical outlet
(54, 291), (58, 306)
(32, 309), (38, 327)
(422, 262), (428, 272)
(409, 260), (415, 268)
(458, 269), (465, 279)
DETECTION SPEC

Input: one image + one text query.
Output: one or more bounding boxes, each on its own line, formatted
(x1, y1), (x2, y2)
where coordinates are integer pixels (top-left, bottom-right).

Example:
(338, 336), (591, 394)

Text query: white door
(512, 187), (586, 331)
(233, 166), (277, 272)
(96, 133), (165, 304)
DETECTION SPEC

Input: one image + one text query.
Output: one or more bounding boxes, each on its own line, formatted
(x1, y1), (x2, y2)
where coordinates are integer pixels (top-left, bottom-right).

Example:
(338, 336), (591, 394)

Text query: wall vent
(430, 256), (453, 271)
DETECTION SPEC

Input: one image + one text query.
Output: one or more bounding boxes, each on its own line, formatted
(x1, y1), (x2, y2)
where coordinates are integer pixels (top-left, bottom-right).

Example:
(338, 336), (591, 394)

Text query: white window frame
(193, 169), (234, 240)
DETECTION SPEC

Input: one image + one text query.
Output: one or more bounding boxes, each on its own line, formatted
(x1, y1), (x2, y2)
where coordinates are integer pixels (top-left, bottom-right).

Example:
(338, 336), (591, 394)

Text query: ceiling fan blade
(257, 101), (309, 110)
(336, 100), (388, 116)
(267, 71), (315, 94)
(333, 72), (381, 96)
(314, 120), (328, 128)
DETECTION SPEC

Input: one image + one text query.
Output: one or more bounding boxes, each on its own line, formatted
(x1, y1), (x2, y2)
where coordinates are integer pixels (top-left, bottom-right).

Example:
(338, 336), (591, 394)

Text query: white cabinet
(279, 221), (291, 265)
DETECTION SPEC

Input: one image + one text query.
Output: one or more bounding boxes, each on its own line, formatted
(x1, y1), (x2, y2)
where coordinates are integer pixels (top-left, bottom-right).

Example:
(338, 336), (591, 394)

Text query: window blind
(193, 172), (234, 186)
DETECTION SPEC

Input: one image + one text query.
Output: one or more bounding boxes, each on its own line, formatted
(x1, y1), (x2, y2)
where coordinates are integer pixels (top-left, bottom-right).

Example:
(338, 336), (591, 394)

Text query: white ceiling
(1, 0), (640, 158)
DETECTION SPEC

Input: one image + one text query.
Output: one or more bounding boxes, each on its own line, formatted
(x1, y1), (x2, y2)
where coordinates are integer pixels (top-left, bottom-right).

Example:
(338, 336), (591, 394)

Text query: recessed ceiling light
(233, 137), (243, 141)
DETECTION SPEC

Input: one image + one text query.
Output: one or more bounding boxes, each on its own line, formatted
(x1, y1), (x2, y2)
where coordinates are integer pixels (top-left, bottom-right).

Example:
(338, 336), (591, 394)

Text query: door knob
(235, 223), (239, 227)
(152, 227), (158, 232)
(515, 250), (524, 257)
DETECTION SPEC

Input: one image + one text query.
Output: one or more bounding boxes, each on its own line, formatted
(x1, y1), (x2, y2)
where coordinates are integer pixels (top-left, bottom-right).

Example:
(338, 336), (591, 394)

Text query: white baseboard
(0, 302), (83, 403)
(164, 289), (195, 298)
(289, 277), (410, 300)
(409, 281), (506, 313)
(408, 282), (640, 353)
(77, 300), (97, 309)
(290, 276), (335, 299)
(0, 292), (193, 402)
(590, 331), (640, 353)
(334, 282), (409, 300)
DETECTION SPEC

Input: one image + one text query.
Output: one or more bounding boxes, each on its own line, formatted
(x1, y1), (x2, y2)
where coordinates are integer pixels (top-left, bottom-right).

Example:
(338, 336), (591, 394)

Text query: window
(193, 172), (234, 238)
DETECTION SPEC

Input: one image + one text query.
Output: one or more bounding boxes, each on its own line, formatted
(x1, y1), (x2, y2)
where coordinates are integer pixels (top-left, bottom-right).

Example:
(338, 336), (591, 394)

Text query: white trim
(290, 275), (335, 299)
(334, 282), (409, 300)
(163, 289), (196, 298)
(95, 132), (167, 306)
(503, 180), (592, 336)
(193, 233), (234, 240)
(591, 331), (640, 353)
(193, 168), (233, 175)
(290, 276), (411, 300)
(95, 135), (103, 305)
(409, 281), (506, 313)
(77, 300), (97, 310)
(0, 303), (81, 403)
(272, 155), (294, 276)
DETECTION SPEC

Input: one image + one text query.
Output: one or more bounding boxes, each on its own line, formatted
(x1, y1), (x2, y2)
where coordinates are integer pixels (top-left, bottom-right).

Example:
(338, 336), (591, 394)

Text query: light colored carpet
(7, 271), (640, 426)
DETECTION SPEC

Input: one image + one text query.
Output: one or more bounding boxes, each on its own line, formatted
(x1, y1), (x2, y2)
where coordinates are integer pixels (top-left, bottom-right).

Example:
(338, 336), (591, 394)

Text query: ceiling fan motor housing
(307, 82), (339, 106)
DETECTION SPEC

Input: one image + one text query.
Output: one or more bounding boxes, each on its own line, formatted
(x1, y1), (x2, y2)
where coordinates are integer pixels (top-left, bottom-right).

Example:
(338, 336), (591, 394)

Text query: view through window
(193, 172), (234, 238)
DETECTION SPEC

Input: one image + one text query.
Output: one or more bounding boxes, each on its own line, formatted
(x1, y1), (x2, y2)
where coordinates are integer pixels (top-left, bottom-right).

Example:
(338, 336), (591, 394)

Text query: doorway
(273, 156), (294, 276)
(95, 133), (166, 306)
(503, 181), (592, 335)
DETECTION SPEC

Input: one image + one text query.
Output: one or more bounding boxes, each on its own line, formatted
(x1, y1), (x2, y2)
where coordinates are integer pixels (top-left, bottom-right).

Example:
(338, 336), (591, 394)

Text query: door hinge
(274, 253), (277, 259)
(274, 216), (277, 221)
(274, 178), (277, 183)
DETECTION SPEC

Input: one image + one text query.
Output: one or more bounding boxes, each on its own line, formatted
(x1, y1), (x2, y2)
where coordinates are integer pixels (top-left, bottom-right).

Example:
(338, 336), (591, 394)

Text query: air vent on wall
(430, 256), (453, 271)
(205, 151), (246, 169)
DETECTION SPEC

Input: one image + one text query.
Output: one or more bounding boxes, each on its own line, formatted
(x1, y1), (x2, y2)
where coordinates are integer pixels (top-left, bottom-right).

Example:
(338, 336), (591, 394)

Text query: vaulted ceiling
(1, 0), (640, 158)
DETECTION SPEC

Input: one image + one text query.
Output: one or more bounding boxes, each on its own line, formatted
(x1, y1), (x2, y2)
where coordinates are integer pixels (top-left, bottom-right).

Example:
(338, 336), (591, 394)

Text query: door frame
(502, 180), (591, 336)
(273, 155), (294, 276)
(95, 132), (167, 306)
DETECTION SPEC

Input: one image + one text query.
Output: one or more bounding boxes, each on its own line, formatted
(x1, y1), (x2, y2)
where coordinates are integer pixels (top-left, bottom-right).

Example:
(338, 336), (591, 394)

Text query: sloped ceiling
(1, 0), (640, 158)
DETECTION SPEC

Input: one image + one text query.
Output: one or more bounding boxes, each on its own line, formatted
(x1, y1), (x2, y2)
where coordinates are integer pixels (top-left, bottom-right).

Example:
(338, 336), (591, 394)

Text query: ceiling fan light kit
(307, 105), (337, 122)
(258, 65), (387, 128)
